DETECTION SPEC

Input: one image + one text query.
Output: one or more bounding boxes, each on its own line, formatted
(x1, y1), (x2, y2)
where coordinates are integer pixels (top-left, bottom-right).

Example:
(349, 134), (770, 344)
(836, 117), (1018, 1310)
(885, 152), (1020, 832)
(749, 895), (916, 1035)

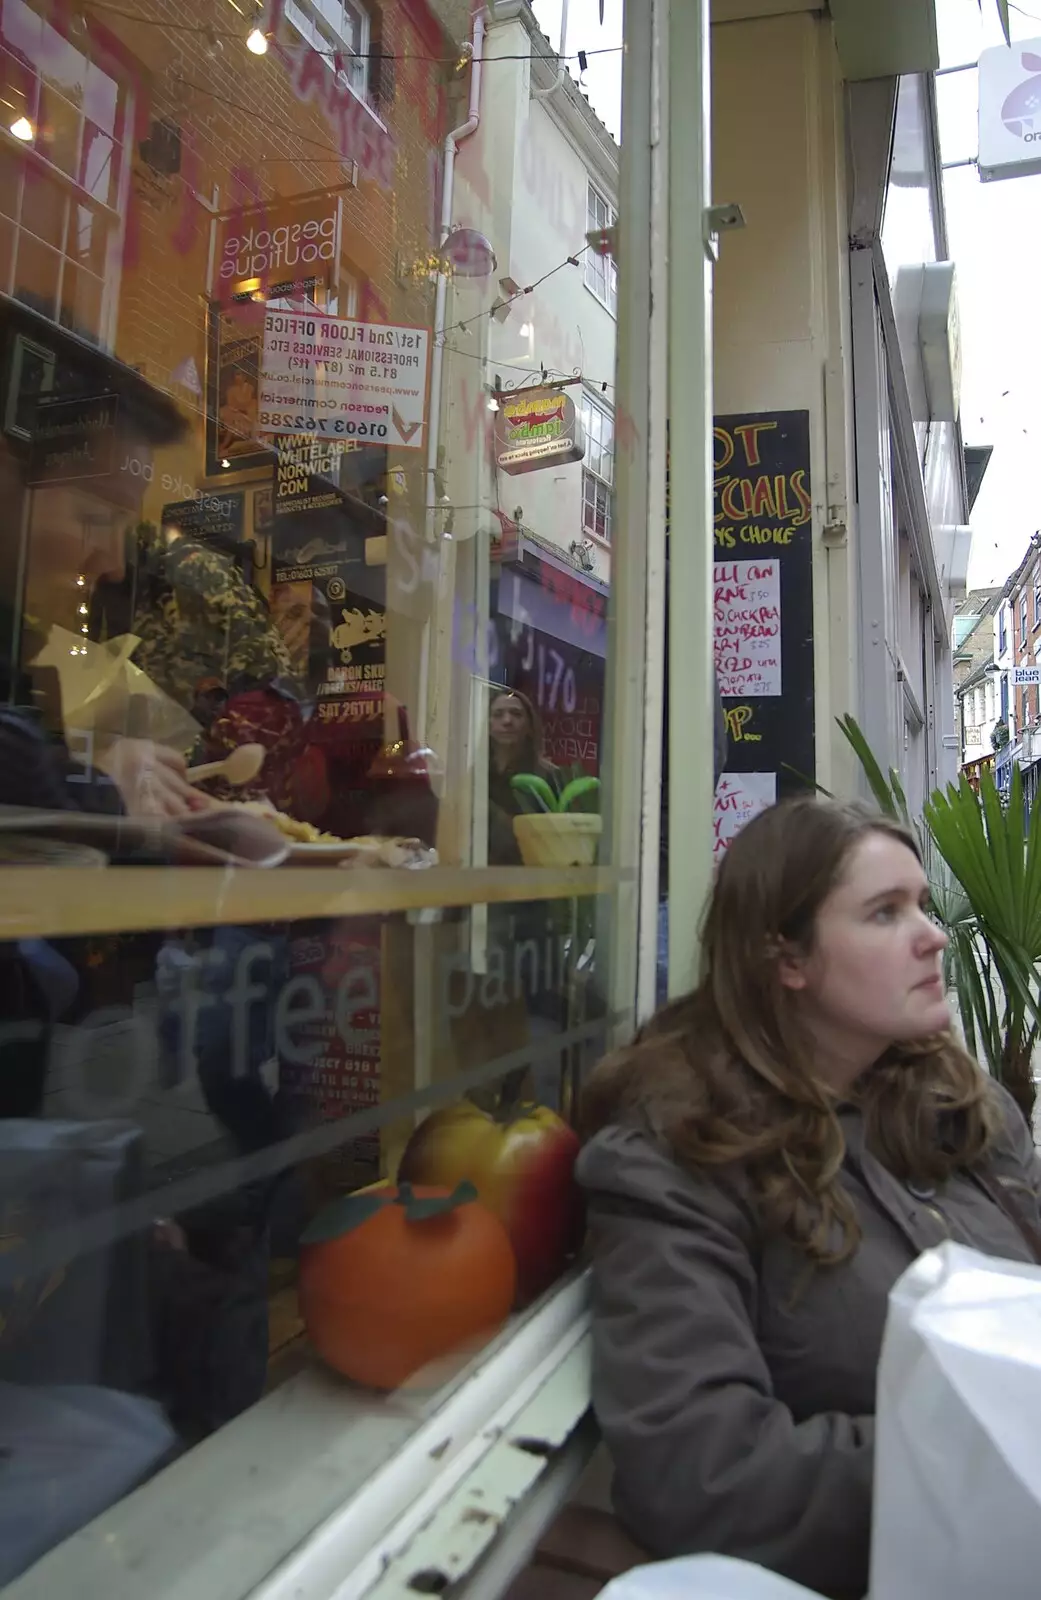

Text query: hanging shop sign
(1013, 665), (1041, 685)
(713, 410), (814, 857)
(161, 491), (245, 543)
(494, 387), (585, 476)
(978, 39), (1041, 182)
(210, 187), (344, 303)
(258, 311), (430, 450)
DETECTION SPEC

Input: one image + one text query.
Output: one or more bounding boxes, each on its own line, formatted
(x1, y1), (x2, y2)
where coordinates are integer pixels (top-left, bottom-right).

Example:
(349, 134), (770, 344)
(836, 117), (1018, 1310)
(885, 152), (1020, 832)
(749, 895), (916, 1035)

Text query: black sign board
(27, 392), (154, 511)
(28, 392), (120, 484)
(161, 491), (245, 544)
(712, 410), (815, 851)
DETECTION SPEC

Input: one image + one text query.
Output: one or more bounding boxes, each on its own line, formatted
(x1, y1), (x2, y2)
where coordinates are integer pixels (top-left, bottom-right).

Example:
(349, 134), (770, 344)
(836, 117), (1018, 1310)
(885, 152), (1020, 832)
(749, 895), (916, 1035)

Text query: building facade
(993, 533), (1041, 803)
(953, 585), (1001, 776)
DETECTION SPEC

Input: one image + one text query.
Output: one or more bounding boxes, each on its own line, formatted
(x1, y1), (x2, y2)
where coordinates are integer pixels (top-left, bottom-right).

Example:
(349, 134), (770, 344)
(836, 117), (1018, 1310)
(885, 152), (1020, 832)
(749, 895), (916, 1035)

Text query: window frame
(580, 388), (615, 545)
(0, 13), (132, 349)
(584, 180), (618, 316)
(1033, 570), (1040, 629)
(282, 0), (372, 102)
(1021, 592), (1029, 646)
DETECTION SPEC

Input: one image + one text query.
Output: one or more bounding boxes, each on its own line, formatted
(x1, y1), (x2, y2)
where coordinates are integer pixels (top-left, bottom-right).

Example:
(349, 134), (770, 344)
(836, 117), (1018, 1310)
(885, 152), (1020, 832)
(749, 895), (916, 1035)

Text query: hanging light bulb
(246, 25), (268, 54)
(10, 116), (33, 141)
(220, 457), (231, 469)
(76, 574), (85, 587)
(78, 602), (88, 615)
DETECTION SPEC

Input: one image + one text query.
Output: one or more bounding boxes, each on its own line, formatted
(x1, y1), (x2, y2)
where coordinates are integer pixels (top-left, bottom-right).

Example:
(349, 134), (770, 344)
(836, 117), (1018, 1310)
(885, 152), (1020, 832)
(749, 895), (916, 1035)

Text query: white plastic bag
(871, 1240), (1041, 1599)
(600, 1556), (824, 1599)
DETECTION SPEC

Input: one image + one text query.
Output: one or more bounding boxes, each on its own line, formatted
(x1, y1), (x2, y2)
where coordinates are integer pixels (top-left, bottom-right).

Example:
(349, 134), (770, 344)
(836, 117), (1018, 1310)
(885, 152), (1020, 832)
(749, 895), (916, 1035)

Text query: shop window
(581, 390), (614, 544)
(584, 181), (617, 314)
(0, 1), (649, 1593)
(0, 1), (129, 347)
(283, 0), (371, 101)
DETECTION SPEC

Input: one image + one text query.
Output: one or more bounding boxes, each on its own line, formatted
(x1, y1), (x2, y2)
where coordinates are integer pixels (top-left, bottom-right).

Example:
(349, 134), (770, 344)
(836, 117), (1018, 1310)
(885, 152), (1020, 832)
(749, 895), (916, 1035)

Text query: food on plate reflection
(398, 1099), (583, 1304)
(298, 1182), (515, 1390)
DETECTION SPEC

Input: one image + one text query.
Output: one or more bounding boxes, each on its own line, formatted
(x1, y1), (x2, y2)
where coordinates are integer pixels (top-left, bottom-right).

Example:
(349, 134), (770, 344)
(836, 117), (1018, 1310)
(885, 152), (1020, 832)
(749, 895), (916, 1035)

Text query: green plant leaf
(510, 773), (558, 814)
(558, 776), (601, 813)
(835, 716), (904, 821)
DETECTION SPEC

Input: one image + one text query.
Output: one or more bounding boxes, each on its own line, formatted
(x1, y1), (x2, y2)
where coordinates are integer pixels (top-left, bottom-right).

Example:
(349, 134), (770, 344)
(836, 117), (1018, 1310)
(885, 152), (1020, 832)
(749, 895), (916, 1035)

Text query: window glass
(0, 2), (642, 1595)
(584, 181), (617, 314)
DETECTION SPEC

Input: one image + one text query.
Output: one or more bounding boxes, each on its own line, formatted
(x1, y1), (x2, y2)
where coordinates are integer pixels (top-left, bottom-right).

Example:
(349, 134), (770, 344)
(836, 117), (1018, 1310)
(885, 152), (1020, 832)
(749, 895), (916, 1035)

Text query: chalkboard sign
(713, 410), (814, 857)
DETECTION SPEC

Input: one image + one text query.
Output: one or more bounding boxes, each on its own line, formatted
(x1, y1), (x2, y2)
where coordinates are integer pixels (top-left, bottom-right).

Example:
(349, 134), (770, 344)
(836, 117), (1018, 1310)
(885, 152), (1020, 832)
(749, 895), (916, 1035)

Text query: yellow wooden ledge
(0, 865), (624, 940)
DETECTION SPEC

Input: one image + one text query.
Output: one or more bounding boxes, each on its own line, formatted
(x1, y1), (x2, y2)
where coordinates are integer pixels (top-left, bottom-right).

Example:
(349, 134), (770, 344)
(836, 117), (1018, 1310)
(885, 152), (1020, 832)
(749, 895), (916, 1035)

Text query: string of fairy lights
(52, 0), (624, 70)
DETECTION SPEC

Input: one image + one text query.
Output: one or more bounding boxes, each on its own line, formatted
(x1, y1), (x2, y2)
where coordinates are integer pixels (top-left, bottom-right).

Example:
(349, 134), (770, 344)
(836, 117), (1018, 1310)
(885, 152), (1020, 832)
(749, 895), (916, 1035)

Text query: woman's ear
(774, 939), (809, 993)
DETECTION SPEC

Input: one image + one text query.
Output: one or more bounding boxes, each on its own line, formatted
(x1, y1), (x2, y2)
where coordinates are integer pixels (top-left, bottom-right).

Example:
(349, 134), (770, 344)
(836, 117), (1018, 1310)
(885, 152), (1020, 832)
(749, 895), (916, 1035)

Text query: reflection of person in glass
(487, 689), (560, 865)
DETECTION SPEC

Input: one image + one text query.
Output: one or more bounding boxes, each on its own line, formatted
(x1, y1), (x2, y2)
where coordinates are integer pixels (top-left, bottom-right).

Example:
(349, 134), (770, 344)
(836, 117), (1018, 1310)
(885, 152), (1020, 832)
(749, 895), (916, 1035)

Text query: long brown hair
(582, 796), (997, 1265)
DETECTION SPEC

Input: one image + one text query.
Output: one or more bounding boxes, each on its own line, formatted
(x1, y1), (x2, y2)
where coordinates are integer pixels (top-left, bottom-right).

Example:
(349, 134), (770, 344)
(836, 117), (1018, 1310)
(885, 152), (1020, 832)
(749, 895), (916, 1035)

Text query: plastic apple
(398, 1099), (583, 1303)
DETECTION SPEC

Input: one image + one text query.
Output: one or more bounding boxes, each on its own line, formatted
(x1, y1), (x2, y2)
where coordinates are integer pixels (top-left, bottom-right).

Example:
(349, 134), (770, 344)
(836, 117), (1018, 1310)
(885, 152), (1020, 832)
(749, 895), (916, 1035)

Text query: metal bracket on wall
(703, 202), (746, 262)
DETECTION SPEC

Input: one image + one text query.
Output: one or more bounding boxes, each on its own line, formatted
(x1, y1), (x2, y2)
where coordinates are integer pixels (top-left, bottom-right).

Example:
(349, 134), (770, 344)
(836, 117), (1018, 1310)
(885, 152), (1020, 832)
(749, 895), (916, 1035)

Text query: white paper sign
(1013, 666), (1041, 686)
(258, 312), (430, 450)
(713, 772), (776, 858)
(714, 559), (782, 697)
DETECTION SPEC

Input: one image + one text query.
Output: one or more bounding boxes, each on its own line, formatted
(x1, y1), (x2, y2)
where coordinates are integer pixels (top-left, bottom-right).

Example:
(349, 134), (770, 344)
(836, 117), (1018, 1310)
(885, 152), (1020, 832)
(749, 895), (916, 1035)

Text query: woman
(578, 798), (1041, 1600)
(487, 688), (560, 865)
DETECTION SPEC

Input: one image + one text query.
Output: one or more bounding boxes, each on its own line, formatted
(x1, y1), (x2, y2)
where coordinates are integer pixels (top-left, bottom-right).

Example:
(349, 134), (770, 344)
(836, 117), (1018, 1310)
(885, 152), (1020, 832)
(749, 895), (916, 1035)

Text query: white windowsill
(9, 1274), (591, 1600)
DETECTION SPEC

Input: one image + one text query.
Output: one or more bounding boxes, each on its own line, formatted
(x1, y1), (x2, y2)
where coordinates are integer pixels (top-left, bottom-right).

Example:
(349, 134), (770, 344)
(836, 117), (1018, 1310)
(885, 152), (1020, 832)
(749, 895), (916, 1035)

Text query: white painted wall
(711, 9), (856, 793)
(443, 10), (618, 583)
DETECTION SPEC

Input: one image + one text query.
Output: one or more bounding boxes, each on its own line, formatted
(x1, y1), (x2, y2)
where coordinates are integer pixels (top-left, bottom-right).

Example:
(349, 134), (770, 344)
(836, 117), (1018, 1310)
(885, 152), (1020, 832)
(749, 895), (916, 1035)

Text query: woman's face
(780, 831), (950, 1064)
(490, 694), (529, 749)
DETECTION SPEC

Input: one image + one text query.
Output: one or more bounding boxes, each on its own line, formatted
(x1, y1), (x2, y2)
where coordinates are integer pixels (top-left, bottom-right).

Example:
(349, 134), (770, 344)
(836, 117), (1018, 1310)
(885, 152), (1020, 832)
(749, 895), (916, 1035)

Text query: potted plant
(509, 766), (602, 868)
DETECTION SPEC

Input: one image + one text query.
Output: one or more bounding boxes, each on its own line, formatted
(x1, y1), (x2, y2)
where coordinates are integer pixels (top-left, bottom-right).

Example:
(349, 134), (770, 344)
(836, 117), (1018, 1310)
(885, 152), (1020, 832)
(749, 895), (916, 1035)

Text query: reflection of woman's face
(490, 695), (529, 748)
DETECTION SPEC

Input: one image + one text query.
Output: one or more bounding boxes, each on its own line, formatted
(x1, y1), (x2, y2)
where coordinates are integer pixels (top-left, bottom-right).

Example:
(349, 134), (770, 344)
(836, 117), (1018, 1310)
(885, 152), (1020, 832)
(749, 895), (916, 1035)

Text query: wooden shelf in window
(0, 864), (623, 941)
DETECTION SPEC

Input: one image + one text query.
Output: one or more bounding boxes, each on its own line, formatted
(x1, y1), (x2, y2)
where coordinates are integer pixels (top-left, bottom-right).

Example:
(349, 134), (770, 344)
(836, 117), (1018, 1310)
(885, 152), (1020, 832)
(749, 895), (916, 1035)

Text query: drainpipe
(424, 7), (486, 533)
(532, 0), (568, 100)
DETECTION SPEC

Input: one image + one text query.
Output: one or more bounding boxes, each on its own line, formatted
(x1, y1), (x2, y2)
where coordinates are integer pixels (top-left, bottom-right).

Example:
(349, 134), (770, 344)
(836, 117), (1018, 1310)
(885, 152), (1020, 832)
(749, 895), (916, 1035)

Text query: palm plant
(837, 715), (1041, 1125)
(985, 0), (1012, 45)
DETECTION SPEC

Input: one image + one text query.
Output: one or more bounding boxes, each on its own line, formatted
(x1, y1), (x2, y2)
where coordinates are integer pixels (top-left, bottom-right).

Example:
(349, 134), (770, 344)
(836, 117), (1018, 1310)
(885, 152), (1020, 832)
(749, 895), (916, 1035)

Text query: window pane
(12, 229), (60, 317)
(80, 123), (116, 206)
(59, 261), (103, 341)
(37, 83), (81, 177)
(0, 1), (646, 1592)
(0, 142), (22, 221)
(20, 168), (66, 248)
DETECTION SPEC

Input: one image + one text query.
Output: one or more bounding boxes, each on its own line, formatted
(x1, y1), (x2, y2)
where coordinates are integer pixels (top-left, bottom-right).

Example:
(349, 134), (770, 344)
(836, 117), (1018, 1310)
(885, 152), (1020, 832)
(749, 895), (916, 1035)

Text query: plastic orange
(298, 1181), (516, 1390)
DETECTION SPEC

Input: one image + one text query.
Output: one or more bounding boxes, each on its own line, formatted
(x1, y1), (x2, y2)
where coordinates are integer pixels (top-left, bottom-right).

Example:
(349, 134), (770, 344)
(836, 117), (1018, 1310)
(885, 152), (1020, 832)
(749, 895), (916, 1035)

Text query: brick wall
(77, 0), (454, 488)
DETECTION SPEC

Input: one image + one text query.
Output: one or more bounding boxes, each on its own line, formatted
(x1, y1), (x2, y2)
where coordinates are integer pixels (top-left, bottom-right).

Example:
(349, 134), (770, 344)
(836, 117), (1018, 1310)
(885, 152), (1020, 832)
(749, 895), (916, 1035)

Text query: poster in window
(204, 303), (273, 476)
(712, 410), (814, 849)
